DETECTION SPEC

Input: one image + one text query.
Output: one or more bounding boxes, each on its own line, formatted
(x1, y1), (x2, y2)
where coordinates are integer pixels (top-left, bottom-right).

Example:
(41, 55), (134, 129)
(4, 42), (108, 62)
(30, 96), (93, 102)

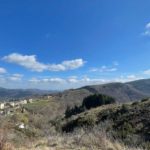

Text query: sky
(0, 0), (150, 90)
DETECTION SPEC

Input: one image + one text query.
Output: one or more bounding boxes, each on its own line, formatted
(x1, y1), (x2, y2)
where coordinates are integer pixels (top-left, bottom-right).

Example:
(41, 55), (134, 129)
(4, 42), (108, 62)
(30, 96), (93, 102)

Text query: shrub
(82, 94), (116, 109)
(132, 101), (139, 105)
(141, 98), (149, 102)
(11, 113), (29, 124)
(120, 104), (129, 114)
(65, 105), (85, 118)
(116, 122), (135, 141)
(78, 113), (97, 126)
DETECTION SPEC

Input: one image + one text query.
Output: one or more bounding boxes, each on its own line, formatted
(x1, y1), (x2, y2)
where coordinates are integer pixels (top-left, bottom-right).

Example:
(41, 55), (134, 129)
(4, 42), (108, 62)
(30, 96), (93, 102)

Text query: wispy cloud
(29, 74), (141, 86)
(89, 62), (119, 73)
(29, 76), (106, 86)
(143, 69), (150, 75)
(90, 65), (118, 73)
(0, 67), (7, 74)
(114, 75), (143, 83)
(48, 59), (85, 71)
(113, 61), (119, 66)
(8, 74), (23, 81)
(142, 22), (150, 36)
(2, 53), (85, 72)
(0, 73), (24, 83)
(0, 73), (144, 89)
(29, 77), (66, 84)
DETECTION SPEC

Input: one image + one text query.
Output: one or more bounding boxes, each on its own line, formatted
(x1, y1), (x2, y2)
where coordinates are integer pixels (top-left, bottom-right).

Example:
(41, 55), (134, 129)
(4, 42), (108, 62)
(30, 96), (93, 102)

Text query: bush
(82, 94), (116, 109)
(78, 113), (97, 126)
(141, 98), (149, 102)
(132, 101), (139, 105)
(11, 113), (29, 124)
(117, 122), (135, 140)
(65, 105), (85, 118)
(120, 104), (129, 114)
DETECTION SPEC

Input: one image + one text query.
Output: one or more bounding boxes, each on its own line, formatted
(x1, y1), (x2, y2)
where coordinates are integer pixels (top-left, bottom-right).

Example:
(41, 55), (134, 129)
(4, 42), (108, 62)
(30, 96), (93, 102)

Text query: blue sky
(0, 0), (150, 89)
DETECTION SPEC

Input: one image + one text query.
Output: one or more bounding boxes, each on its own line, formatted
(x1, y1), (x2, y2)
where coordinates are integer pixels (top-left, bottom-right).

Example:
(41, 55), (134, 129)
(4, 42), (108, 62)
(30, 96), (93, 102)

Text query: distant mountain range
(1, 78), (150, 102)
(0, 88), (57, 101)
(56, 78), (150, 103)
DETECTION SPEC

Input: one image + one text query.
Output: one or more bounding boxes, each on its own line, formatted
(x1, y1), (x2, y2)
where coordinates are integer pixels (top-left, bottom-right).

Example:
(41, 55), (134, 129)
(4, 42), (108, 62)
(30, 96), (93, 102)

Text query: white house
(6, 102), (15, 108)
(47, 95), (52, 99)
(0, 103), (5, 109)
(27, 99), (33, 103)
(23, 100), (27, 104)
(19, 100), (27, 105)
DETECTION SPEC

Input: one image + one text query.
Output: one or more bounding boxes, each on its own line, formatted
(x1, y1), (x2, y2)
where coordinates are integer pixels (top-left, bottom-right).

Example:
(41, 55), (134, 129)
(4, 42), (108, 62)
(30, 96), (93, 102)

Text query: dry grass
(0, 129), (14, 150)
(12, 126), (146, 150)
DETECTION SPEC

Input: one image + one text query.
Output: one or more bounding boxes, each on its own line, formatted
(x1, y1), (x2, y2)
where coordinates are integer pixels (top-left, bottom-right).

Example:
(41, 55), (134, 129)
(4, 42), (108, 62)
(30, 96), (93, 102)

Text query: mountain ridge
(55, 79), (150, 103)
(1, 78), (150, 102)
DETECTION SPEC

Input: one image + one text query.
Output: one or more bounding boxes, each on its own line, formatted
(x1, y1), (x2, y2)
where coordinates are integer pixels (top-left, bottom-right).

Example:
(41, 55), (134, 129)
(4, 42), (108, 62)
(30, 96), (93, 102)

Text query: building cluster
(0, 99), (33, 115)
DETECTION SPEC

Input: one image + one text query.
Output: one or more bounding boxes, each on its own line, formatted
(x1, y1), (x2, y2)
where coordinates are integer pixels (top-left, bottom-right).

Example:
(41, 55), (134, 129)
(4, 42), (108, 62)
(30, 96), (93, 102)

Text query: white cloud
(0, 73), (144, 90)
(29, 77), (65, 84)
(8, 74), (23, 81)
(90, 65), (117, 72)
(13, 74), (24, 78)
(90, 62), (119, 73)
(67, 76), (78, 83)
(143, 22), (150, 36)
(0, 73), (24, 84)
(27, 76), (109, 89)
(3, 53), (46, 72)
(143, 69), (150, 75)
(0, 67), (7, 74)
(42, 78), (65, 83)
(2, 53), (85, 72)
(113, 75), (143, 83)
(48, 59), (85, 71)
(29, 76), (107, 86)
(29, 78), (40, 83)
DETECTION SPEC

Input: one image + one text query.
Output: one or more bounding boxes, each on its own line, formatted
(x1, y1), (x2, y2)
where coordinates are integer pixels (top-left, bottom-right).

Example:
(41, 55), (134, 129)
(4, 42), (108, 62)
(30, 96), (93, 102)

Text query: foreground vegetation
(0, 95), (150, 149)
(0, 125), (146, 150)
(60, 96), (150, 149)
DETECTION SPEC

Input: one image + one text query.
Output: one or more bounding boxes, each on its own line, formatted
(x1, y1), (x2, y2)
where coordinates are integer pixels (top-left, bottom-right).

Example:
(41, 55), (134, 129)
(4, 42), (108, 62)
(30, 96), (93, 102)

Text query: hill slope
(61, 99), (150, 146)
(56, 79), (150, 103)
(127, 78), (150, 95)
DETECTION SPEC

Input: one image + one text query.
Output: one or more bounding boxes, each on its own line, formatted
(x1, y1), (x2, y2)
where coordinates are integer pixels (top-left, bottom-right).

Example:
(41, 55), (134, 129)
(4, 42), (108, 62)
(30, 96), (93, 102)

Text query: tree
(82, 94), (116, 109)
(65, 105), (85, 118)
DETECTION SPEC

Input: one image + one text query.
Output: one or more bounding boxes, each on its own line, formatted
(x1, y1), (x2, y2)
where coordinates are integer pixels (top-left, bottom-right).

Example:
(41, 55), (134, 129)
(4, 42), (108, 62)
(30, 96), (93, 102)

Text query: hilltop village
(0, 95), (53, 116)
(0, 99), (33, 115)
